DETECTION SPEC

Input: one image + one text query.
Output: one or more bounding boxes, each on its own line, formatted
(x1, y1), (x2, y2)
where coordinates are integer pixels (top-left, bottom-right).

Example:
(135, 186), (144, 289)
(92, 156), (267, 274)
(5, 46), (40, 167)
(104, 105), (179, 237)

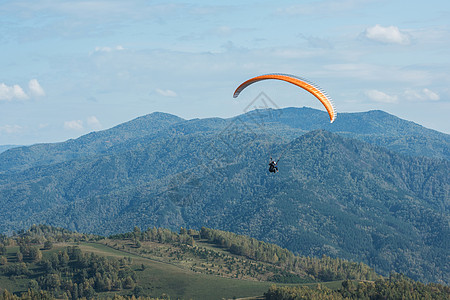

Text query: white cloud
(364, 24), (410, 45)
(0, 124), (22, 134)
(0, 83), (29, 101)
(366, 88), (440, 104)
(64, 120), (84, 130)
(28, 79), (45, 97)
(365, 89), (398, 103)
(87, 116), (102, 130)
(94, 45), (125, 53)
(0, 79), (45, 101)
(64, 117), (102, 132)
(404, 88), (440, 101)
(156, 88), (177, 97)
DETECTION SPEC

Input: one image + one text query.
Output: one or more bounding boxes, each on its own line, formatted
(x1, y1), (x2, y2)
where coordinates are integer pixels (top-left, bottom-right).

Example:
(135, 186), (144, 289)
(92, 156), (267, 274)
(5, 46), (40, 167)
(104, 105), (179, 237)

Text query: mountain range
(0, 107), (448, 284)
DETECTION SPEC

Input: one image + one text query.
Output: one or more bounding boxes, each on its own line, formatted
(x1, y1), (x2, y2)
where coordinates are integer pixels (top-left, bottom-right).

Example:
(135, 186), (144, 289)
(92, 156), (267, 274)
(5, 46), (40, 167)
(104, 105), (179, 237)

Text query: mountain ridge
(1, 107), (449, 175)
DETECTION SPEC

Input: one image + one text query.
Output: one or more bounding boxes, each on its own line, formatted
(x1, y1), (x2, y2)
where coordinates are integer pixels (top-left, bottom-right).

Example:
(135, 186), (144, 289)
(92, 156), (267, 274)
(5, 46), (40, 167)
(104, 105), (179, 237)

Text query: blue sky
(1, 0), (449, 145)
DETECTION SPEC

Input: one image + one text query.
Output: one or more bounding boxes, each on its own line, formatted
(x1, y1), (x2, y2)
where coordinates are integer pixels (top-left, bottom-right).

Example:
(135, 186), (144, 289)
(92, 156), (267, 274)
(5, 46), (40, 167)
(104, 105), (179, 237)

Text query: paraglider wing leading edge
(233, 73), (337, 123)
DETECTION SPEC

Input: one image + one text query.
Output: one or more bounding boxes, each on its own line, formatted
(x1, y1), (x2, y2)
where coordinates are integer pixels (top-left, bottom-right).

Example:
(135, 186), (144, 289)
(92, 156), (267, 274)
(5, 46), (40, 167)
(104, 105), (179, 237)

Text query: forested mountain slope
(0, 110), (448, 284)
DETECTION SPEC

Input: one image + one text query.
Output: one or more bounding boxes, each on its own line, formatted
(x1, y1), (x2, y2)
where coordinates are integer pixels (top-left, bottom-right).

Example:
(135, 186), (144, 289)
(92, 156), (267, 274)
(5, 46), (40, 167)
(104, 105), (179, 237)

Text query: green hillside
(1, 225), (448, 299)
(0, 225), (373, 299)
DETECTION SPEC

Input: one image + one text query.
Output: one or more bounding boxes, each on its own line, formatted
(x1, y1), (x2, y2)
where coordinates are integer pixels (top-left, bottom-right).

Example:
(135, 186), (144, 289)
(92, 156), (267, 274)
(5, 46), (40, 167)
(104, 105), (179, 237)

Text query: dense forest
(0, 226), (138, 298)
(3, 246), (137, 298)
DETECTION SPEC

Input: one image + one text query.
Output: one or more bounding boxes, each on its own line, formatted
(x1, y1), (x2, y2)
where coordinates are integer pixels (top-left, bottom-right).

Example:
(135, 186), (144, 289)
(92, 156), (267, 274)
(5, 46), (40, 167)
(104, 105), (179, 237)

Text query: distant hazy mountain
(238, 107), (449, 159)
(0, 145), (21, 154)
(0, 112), (184, 174)
(0, 108), (448, 284)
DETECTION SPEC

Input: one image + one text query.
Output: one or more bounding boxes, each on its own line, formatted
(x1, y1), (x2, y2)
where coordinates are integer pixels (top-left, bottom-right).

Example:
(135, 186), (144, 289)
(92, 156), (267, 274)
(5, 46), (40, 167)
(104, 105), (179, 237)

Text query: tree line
(199, 227), (378, 282)
(264, 273), (450, 300)
(111, 226), (378, 282)
(0, 289), (172, 300)
(110, 226), (197, 247)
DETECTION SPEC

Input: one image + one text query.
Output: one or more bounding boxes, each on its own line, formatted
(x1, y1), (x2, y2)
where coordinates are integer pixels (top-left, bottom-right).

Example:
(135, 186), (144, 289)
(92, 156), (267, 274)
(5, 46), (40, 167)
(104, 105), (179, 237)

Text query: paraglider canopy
(233, 73), (337, 123)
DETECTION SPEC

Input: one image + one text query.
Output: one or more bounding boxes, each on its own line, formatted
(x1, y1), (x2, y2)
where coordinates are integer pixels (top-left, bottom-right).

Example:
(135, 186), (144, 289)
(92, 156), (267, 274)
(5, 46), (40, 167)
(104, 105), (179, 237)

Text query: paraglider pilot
(269, 158), (278, 173)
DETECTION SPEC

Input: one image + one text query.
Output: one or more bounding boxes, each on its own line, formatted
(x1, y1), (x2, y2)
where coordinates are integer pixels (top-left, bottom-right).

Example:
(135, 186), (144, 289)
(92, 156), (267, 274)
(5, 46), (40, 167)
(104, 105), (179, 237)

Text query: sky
(1, 0), (449, 145)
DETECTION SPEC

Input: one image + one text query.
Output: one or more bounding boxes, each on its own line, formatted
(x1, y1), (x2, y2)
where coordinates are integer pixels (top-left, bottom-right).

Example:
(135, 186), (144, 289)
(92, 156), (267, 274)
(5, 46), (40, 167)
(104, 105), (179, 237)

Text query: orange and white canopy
(233, 73), (337, 123)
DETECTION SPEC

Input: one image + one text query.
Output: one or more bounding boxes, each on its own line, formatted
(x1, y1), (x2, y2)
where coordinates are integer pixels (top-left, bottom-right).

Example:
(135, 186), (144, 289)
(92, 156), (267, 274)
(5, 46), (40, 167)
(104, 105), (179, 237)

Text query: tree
(29, 247), (43, 262)
(43, 240), (53, 250)
(133, 226), (141, 243)
(61, 251), (69, 266)
(85, 285), (96, 299)
(133, 285), (145, 297)
(16, 250), (23, 262)
(72, 283), (79, 300)
(123, 276), (135, 289)
(43, 273), (61, 290)
(28, 279), (40, 291)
